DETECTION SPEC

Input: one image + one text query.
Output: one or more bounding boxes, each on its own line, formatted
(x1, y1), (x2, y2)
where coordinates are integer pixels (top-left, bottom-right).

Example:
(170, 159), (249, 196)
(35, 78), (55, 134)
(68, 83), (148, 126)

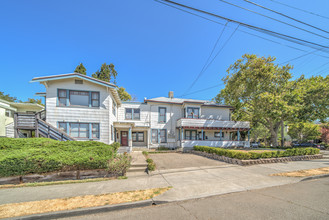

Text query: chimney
(168, 91), (174, 99)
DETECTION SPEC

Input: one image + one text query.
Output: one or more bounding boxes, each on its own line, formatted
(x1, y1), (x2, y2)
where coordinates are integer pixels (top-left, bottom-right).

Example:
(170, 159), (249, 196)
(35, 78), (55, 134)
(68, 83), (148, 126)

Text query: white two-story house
(30, 73), (250, 149)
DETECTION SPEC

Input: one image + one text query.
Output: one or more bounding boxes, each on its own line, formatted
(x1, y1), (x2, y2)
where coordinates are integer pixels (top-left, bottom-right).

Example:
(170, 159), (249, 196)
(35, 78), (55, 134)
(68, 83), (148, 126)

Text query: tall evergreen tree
(74, 63), (87, 75)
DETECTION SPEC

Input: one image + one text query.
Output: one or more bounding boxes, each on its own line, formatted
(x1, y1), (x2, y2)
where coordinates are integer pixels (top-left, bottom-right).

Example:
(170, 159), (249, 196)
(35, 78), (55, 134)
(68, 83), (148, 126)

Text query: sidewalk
(1, 156), (328, 206)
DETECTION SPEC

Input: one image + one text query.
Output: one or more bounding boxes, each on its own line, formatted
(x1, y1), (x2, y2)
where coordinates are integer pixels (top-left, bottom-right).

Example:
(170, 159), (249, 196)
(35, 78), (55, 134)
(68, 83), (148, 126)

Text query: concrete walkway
(1, 155), (329, 206)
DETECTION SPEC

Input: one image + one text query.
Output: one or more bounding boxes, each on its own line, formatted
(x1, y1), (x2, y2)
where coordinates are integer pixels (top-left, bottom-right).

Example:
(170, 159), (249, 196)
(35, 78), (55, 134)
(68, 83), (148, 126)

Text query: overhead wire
(241, 0), (329, 34)
(182, 21), (229, 96)
(157, 0), (329, 52)
(268, 0), (329, 21)
(218, 0), (329, 40)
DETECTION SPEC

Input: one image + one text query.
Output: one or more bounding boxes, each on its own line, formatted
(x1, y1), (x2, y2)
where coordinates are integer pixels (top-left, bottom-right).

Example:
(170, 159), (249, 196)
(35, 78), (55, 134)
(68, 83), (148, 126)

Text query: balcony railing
(177, 118), (250, 130)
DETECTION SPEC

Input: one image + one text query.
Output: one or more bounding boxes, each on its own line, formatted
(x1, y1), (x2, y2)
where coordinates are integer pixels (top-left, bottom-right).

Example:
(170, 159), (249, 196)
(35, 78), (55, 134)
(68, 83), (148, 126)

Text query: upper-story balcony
(177, 118), (250, 131)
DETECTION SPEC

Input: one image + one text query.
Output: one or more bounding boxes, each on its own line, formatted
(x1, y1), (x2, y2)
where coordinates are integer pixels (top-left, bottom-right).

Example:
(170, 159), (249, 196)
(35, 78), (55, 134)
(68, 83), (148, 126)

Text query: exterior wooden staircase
(14, 110), (75, 141)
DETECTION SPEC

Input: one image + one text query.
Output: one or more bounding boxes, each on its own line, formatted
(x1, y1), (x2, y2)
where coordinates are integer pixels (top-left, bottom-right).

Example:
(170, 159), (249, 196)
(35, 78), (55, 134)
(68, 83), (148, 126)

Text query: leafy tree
(215, 54), (329, 146)
(250, 123), (270, 143)
(117, 87), (132, 101)
(74, 63), (87, 75)
(0, 91), (18, 102)
(288, 122), (321, 142)
(92, 62), (117, 84)
(320, 124), (329, 144)
(25, 98), (43, 105)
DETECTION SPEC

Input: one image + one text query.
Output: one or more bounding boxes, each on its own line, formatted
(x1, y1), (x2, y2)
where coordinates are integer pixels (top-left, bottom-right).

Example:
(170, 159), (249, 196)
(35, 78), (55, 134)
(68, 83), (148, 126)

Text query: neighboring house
(27, 73), (250, 149)
(0, 99), (44, 137)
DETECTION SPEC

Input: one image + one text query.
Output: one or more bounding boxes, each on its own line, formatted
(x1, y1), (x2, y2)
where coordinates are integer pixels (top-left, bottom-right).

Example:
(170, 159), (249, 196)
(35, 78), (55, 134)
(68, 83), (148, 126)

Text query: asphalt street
(63, 177), (329, 220)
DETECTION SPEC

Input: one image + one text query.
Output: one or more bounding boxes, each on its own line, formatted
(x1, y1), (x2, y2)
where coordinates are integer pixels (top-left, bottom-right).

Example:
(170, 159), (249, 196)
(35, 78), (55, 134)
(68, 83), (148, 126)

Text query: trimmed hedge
(0, 138), (121, 177)
(193, 146), (320, 160)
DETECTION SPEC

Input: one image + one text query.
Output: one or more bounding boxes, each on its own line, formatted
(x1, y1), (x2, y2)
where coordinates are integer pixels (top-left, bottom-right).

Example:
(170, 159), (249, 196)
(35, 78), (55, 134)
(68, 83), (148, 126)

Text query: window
(58, 122), (100, 139)
(158, 107), (166, 123)
(5, 110), (13, 117)
(75, 79), (83, 84)
(151, 129), (158, 143)
(132, 132), (144, 142)
(92, 123), (100, 139)
(58, 122), (67, 132)
(125, 108), (132, 120)
(70, 123), (89, 138)
(70, 91), (89, 107)
(160, 129), (167, 143)
(57, 89), (100, 108)
(187, 107), (200, 119)
(91, 92), (100, 107)
(214, 132), (224, 138)
(151, 129), (167, 143)
(58, 89), (67, 106)
(133, 109), (140, 120)
(112, 101), (116, 116)
(185, 130), (197, 140)
(125, 108), (140, 120)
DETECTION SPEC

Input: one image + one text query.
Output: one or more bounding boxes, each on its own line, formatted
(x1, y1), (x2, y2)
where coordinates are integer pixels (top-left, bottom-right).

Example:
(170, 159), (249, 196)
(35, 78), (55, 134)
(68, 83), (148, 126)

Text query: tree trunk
(269, 123), (280, 147)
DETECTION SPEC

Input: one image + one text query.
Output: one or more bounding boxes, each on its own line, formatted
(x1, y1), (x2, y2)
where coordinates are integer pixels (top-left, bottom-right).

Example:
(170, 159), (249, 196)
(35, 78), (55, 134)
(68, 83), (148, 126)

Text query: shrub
(147, 161), (156, 171)
(193, 146), (320, 160)
(107, 154), (132, 176)
(146, 158), (153, 163)
(0, 138), (121, 177)
(142, 151), (149, 156)
(158, 146), (170, 151)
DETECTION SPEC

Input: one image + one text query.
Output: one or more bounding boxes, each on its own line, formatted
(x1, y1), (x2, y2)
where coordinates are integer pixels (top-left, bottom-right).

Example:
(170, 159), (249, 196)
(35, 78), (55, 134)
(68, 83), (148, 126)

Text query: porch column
(114, 128), (117, 142)
(128, 127), (132, 151)
(201, 129), (204, 140)
(220, 130), (222, 141)
(237, 129), (240, 141)
(181, 128), (184, 141)
(158, 129), (160, 144)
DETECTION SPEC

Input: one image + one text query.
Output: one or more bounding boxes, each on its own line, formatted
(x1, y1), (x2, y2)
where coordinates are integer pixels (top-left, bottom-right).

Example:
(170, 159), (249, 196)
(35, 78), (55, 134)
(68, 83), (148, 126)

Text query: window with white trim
(57, 122), (100, 139)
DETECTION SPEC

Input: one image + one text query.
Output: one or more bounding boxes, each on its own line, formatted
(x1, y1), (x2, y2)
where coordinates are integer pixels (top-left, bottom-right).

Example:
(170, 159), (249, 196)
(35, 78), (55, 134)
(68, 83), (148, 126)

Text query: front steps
(126, 151), (148, 177)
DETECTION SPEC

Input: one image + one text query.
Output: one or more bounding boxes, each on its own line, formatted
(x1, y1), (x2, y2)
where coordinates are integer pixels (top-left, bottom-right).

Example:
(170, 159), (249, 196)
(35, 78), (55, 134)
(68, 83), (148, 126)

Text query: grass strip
(0, 176), (127, 189)
(271, 167), (329, 177)
(0, 187), (171, 218)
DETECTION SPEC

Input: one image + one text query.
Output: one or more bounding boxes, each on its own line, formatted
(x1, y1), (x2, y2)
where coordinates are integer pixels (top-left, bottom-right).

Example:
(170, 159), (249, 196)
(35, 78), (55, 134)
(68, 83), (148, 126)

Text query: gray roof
(145, 97), (233, 108)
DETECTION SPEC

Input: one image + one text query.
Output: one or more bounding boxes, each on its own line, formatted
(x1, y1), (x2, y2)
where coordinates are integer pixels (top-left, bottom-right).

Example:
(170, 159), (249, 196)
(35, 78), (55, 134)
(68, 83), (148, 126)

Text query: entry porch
(113, 122), (150, 151)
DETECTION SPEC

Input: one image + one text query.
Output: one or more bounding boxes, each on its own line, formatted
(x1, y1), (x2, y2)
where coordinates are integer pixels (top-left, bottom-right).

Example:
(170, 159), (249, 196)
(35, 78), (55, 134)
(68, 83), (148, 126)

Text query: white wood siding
(45, 78), (112, 144)
(200, 106), (230, 120)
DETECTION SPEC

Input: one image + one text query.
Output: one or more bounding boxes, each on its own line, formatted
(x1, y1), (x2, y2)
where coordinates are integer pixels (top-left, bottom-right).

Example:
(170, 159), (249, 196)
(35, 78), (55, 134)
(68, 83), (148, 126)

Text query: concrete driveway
(149, 153), (228, 170)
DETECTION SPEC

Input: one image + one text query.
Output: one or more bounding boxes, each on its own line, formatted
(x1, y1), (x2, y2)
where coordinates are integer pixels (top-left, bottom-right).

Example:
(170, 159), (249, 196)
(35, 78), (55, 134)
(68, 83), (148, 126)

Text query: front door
(121, 131), (128, 146)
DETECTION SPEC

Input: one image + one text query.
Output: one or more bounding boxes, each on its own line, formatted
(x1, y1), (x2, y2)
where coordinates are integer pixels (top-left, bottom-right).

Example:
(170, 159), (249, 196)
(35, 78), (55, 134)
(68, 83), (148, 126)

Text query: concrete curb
(301, 174), (329, 182)
(11, 200), (169, 220)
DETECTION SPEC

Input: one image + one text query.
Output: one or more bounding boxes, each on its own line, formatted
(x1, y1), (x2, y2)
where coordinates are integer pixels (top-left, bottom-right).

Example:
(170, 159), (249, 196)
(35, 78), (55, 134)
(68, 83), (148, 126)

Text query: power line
(179, 83), (225, 98)
(218, 0), (329, 40)
(183, 24), (239, 96)
(155, 0), (329, 59)
(182, 22), (229, 96)
(157, 0), (329, 52)
(242, 0), (329, 35)
(268, 0), (329, 20)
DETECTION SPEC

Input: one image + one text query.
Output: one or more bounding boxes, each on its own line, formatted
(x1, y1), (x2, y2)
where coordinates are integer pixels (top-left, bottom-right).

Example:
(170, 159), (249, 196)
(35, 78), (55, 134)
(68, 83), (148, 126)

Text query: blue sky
(1, 0), (329, 102)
